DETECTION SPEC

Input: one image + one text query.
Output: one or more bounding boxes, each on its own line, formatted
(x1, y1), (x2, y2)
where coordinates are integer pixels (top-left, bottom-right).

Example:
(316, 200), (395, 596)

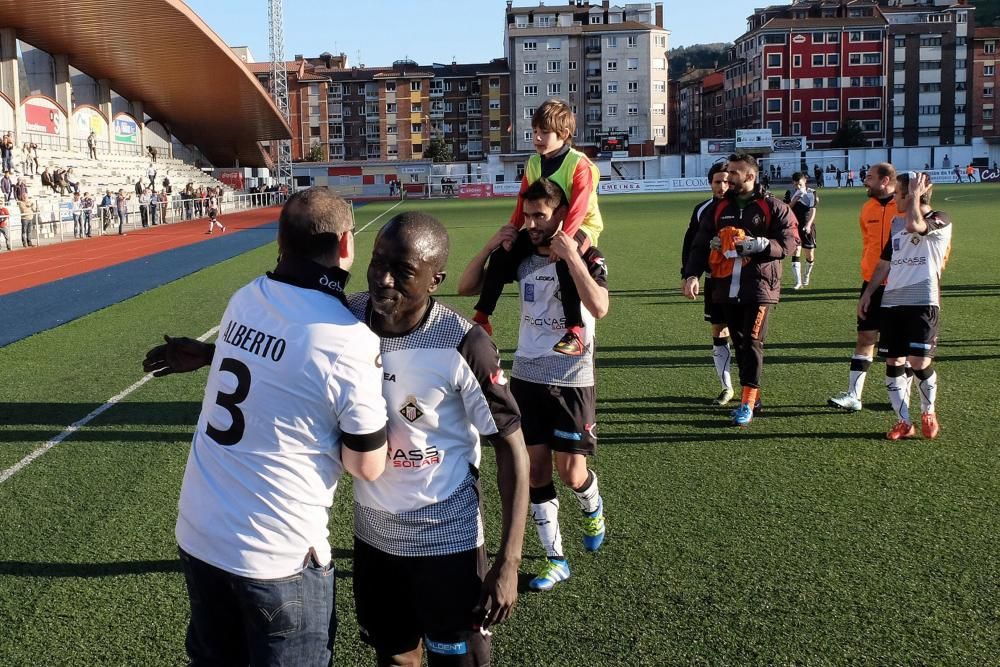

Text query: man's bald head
(277, 187), (353, 261)
(377, 212), (450, 272)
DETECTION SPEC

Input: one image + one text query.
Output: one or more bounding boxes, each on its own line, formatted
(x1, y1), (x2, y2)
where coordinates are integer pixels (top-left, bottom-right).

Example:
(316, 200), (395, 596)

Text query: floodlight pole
(268, 0), (292, 188)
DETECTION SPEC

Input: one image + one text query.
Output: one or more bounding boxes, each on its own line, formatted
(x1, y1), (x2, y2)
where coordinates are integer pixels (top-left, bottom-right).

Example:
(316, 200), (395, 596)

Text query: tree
(306, 141), (325, 162)
(829, 120), (867, 148)
(424, 136), (453, 163)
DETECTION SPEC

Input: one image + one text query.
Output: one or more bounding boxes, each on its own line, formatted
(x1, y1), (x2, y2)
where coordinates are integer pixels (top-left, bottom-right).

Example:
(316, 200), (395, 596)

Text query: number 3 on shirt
(206, 357), (251, 446)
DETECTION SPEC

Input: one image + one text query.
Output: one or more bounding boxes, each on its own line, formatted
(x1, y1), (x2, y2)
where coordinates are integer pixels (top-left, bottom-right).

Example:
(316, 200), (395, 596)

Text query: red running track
(0, 207), (280, 297)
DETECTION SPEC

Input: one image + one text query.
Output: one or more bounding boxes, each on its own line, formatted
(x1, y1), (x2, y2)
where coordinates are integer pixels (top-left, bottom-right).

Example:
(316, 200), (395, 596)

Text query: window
(386, 125), (397, 135)
(568, 61), (577, 71)
(523, 130), (532, 142)
(767, 98), (781, 113)
(515, 15), (528, 28)
(791, 122), (801, 135)
(459, 81), (467, 91)
(524, 62), (537, 74)
(547, 83), (561, 95)
(767, 53), (781, 68)
(627, 81), (638, 93)
(895, 36), (905, 48)
(812, 54), (824, 67)
(920, 36), (942, 47)
(793, 55), (802, 68)
(827, 98), (839, 112)
(653, 80), (666, 93)
(547, 61), (561, 73)
(607, 81), (618, 94)
(627, 36), (637, 48)
(655, 35), (666, 47)
(490, 78), (500, 89)
(986, 41), (996, 55)
(919, 60), (942, 71)
(607, 36), (617, 48)
(536, 16), (552, 27)
(828, 77), (838, 88)
(792, 99), (801, 113)
(489, 99), (501, 110)
(607, 104), (617, 117)
(590, 14), (601, 24)
(547, 39), (561, 50)
(812, 99), (824, 112)
(411, 103), (422, 113)
(768, 77), (781, 90)
(627, 58), (639, 70)
(607, 60), (618, 71)
(863, 76), (880, 87)
(811, 121), (824, 134)
(766, 121), (781, 134)
(524, 85), (537, 96)
(812, 32), (825, 44)
(411, 81), (421, 91)
(827, 54), (839, 66)
(827, 32), (839, 43)
(985, 86), (995, 98)
(523, 41), (537, 51)
(652, 58), (666, 70)
(489, 120), (501, 131)
(386, 103), (397, 113)
(652, 103), (665, 115)
(627, 104), (638, 116)
(568, 83), (577, 93)
(444, 102), (452, 112)
(628, 125), (639, 137)
(986, 65), (996, 76)
(653, 126), (666, 137)
(826, 121), (839, 134)
(985, 109), (995, 121)
(411, 123), (422, 133)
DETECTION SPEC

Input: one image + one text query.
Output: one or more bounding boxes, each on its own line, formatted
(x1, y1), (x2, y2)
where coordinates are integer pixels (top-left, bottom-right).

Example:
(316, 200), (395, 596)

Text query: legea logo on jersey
(318, 274), (344, 292)
(399, 395), (424, 423)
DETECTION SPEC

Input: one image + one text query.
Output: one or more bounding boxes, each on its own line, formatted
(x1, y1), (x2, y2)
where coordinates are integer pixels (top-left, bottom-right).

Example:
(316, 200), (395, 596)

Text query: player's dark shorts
(354, 537), (490, 663)
(857, 281), (884, 331)
(703, 277), (726, 325)
(797, 223), (817, 249)
(510, 378), (597, 455)
(877, 305), (939, 359)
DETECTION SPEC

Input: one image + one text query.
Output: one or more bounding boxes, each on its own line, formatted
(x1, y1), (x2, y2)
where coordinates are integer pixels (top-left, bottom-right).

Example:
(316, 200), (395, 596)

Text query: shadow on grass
(597, 430), (887, 445)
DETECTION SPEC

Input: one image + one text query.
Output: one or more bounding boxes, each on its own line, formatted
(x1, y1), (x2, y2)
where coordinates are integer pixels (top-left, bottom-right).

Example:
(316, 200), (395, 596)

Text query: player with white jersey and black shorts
(858, 171), (952, 441)
(350, 212), (529, 666)
(143, 188), (388, 666)
(681, 162), (734, 405)
(459, 177), (609, 593)
(783, 171), (818, 289)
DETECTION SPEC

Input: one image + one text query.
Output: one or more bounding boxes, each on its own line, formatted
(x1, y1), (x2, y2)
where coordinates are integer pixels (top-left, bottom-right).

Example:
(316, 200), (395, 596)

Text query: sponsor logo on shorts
(554, 428), (583, 441)
(425, 638), (468, 655)
(399, 395), (424, 423)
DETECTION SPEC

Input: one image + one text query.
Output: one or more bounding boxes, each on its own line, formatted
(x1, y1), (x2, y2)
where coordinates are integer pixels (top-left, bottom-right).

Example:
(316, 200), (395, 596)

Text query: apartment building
(504, 0), (670, 154)
(971, 26), (1000, 143)
(249, 58), (332, 162)
(674, 67), (713, 153)
(883, 0), (974, 147)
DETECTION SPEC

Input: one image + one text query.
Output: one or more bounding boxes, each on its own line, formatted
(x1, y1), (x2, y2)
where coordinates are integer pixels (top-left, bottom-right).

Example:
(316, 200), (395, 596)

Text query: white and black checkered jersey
(880, 210), (952, 308)
(510, 248), (608, 387)
(347, 293), (521, 557)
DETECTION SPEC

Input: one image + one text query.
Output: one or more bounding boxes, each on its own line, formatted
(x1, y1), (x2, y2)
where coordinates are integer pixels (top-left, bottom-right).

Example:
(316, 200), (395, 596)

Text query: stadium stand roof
(0, 0), (291, 167)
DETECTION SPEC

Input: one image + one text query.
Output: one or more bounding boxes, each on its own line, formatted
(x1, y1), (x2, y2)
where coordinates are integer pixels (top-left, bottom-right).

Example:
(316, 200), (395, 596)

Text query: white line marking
(0, 326), (220, 486)
(356, 199), (405, 234)
(943, 195), (974, 202)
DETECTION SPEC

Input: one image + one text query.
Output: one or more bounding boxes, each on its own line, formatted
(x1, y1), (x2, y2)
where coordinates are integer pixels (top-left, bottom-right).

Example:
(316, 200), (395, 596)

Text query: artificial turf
(1, 187), (998, 665)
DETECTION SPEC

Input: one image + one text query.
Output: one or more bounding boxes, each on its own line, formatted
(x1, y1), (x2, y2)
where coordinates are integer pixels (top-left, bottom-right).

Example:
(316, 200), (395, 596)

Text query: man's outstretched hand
(142, 335), (215, 377)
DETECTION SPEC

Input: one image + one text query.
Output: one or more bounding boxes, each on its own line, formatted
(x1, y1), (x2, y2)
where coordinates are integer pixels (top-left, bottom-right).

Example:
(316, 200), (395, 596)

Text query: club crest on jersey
(399, 395), (424, 423)
(524, 283), (535, 303)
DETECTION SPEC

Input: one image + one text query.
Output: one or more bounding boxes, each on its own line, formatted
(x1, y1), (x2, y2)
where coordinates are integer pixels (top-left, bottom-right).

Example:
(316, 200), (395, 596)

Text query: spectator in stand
(82, 191), (94, 237)
(40, 166), (55, 192)
(66, 167), (80, 194)
(182, 183), (194, 220)
(147, 163), (157, 188)
(72, 192), (85, 239)
(139, 188), (151, 227)
(29, 143), (39, 174)
(162, 176), (171, 195)
(54, 167), (69, 195)
(115, 189), (130, 235)
(1, 132), (13, 172)
(135, 177), (143, 196)
(147, 145), (157, 162)
(159, 189), (169, 224)
(100, 190), (114, 231)
(195, 187), (205, 217)
(21, 143), (33, 176)
(1, 170), (12, 204)
(149, 188), (159, 226)
(0, 202), (10, 250)
(87, 130), (98, 160)
(15, 177), (28, 203)
(17, 196), (36, 246)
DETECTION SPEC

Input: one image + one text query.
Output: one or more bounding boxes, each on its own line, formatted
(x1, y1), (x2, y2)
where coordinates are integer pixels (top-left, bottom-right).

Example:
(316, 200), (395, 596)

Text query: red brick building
(971, 26), (1000, 144)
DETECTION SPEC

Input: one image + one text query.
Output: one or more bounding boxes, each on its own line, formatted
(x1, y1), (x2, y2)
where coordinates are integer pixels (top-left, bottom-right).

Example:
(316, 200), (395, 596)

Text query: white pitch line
(356, 199), (405, 234)
(0, 326), (220, 486)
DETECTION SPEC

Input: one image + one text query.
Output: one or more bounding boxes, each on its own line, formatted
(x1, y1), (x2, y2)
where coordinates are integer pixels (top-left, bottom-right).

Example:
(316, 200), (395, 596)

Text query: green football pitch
(1, 185), (998, 665)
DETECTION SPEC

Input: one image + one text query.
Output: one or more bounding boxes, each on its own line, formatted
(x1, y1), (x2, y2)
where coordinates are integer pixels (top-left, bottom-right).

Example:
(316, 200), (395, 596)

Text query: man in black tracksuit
(682, 152), (799, 426)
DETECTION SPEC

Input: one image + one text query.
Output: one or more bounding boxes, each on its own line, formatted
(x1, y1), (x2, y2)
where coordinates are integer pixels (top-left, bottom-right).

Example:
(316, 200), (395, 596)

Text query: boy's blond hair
(532, 99), (576, 143)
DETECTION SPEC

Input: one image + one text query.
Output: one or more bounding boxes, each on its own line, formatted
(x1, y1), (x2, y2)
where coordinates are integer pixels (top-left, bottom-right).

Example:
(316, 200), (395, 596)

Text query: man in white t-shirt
(459, 178), (610, 593)
(143, 187), (388, 666)
(859, 171), (952, 441)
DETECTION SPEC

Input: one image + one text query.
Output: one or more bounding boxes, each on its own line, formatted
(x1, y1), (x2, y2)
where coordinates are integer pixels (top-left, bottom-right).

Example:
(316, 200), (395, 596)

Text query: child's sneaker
(553, 331), (585, 356)
(528, 558), (571, 592)
(886, 421), (916, 441)
(713, 387), (734, 406)
(473, 311), (493, 336)
(921, 412), (940, 439)
(731, 402), (754, 427)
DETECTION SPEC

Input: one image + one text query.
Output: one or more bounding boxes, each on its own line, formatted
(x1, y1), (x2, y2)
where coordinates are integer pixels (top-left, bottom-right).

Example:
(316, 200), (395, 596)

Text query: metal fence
(1, 191), (286, 247)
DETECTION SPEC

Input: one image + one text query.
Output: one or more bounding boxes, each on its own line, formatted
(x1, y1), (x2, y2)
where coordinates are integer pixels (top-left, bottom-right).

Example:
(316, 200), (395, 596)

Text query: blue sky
(186, 0), (772, 66)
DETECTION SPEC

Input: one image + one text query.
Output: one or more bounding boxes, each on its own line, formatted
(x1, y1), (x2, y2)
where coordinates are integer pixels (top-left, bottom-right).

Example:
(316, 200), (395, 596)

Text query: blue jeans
(179, 547), (336, 667)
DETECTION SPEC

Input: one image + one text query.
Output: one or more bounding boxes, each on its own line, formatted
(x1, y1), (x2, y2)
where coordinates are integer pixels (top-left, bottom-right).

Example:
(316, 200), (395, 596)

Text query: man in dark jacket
(682, 152), (799, 426)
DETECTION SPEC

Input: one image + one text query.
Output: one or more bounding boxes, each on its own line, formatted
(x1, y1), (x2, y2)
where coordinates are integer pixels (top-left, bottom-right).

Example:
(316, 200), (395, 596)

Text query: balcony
(586, 91), (602, 101)
(467, 107), (482, 117)
(430, 88), (444, 98)
(585, 114), (602, 124)
(586, 69), (601, 79)
(585, 45), (602, 55)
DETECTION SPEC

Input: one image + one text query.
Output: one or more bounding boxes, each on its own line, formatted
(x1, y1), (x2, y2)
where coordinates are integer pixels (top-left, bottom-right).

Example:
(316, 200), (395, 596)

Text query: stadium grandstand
(0, 0), (290, 247)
